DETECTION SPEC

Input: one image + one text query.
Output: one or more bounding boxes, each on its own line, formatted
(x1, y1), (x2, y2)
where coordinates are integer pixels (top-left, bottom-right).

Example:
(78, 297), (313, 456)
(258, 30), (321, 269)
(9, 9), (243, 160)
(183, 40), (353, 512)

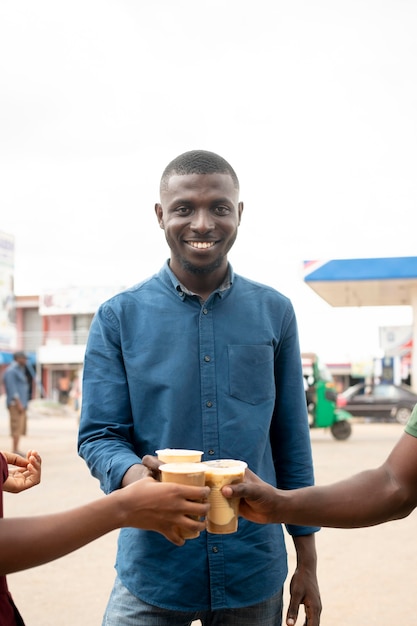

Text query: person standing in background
(57, 373), (71, 405)
(2, 352), (29, 455)
(70, 374), (81, 412)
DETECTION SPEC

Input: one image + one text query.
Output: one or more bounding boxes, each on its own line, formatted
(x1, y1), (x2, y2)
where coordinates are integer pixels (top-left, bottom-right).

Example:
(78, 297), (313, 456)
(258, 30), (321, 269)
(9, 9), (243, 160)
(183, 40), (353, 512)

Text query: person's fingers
(163, 530), (186, 546)
(221, 483), (247, 498)
(141, 454), (161, 469)
(179, 485), (210, 501)
(3, 451), (28, 467)
(141, 455), (163, 480)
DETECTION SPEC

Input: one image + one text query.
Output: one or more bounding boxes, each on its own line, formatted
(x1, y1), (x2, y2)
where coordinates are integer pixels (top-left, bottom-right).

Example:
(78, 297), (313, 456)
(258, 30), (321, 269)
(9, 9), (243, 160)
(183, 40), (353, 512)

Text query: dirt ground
(1, 400), (416, 625)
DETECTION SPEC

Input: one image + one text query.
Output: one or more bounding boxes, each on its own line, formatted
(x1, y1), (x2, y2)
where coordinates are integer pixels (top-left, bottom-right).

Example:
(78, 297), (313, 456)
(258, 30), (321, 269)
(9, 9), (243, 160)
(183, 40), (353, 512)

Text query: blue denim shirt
(3, 362), (29, 409)
(78, 261), (319, 611)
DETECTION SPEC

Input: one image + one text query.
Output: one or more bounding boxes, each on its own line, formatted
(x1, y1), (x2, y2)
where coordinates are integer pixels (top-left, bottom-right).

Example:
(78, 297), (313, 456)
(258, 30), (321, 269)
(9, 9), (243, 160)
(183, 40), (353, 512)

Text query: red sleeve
(0, 453), (8, 519)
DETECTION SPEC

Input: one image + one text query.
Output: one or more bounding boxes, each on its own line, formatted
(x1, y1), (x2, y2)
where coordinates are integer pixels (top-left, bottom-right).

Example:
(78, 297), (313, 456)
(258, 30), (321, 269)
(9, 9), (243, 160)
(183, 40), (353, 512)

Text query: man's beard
(179, 255), (224, 275)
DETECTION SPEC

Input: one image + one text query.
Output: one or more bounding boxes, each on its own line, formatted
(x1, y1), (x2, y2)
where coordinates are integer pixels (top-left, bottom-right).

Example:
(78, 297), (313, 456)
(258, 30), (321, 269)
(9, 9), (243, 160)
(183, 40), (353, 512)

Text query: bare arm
(0, 478), (210, 575)
(223, 432), (417, 528)
(286, 533), (322, 626)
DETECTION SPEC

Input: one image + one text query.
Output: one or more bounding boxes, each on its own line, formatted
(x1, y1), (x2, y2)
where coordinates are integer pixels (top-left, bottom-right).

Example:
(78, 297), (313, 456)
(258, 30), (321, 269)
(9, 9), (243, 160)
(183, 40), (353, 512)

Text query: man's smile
(186, 241), (216, 249)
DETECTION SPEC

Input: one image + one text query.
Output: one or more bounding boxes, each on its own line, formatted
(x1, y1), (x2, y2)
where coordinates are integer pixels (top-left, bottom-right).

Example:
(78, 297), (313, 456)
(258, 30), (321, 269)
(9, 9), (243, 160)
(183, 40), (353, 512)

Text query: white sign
(39, 285), (126, 316)
(0, 231), (17, 350)
(379, 325), (412, 356)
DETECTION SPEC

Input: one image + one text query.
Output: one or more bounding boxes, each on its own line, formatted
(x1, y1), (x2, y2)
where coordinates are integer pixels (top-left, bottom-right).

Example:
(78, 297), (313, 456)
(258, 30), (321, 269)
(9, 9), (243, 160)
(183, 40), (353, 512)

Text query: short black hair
(160, 150), (239, 193)
(14, 351), (27, 360)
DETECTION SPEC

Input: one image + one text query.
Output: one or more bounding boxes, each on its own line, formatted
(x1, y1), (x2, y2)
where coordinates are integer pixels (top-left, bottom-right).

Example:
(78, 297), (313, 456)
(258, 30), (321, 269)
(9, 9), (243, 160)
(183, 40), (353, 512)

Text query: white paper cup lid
(155, 448), (203, 456)
(203, 459), (247, 474)
(159, 462), (208, 474)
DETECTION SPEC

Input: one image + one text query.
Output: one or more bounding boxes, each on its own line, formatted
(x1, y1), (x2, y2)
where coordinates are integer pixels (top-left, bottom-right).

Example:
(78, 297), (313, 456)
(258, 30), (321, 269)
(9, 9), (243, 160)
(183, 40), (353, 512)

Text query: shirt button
(204, 355), (211, 362)
(212, 546), (219, 553)
(206, 401), (213, 408)
(208, 449), (215, 455)
(203, 308), (208, 314)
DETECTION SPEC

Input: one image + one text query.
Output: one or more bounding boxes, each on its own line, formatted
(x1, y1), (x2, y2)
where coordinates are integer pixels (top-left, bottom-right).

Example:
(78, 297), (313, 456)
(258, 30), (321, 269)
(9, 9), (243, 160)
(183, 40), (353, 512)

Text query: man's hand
(3, 450), (42, 493)
(221, 468), (281, 524)
(285, 548), (322, 626)
(118, 477), (211, 545)
(141, 454), (163, 480)
(120, 454), (165, 489)
(14, 398), (24, 413)
(286, 534), (322, 625)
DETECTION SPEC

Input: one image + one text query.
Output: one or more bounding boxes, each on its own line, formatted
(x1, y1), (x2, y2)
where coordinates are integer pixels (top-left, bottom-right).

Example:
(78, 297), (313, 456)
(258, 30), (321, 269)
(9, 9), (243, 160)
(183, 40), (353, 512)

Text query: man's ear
(155, 203), (164, 229)
(238, 201), (244, 225)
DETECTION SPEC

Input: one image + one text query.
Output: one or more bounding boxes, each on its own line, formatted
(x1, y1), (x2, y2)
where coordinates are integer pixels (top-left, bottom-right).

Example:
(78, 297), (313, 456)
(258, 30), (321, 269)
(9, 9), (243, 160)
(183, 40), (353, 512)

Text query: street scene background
(1, 2), (417, 624)
(2, 1), (417, 366)
(1, 400), (416, 626)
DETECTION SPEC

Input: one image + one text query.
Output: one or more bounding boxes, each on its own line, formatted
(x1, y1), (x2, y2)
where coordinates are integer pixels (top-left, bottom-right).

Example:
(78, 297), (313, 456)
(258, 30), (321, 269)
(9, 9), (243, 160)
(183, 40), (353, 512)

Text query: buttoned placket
(198, 296), (227, 608)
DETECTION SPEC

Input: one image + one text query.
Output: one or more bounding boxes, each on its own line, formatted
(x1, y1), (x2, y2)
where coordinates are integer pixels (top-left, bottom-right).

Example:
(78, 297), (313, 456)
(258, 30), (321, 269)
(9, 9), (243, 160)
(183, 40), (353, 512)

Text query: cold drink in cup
(159, 462), (207, 539)
(204, 460), (247, 534)
(156, 449), (203, 463)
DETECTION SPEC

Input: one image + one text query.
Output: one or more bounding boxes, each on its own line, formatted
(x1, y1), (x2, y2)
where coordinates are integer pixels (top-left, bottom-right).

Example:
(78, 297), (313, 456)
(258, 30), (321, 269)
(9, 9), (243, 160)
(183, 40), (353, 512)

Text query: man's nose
(191, 209), (215, 232)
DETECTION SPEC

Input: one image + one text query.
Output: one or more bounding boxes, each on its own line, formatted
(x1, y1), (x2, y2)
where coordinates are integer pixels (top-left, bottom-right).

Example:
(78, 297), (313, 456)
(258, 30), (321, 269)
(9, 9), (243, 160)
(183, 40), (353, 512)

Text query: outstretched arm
(0, 477), (210, 575)
(223, 432), (417, 528)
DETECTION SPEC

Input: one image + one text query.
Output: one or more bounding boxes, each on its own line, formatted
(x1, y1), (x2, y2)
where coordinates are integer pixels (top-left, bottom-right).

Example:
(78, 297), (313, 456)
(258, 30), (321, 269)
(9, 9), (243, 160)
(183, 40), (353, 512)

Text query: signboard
(379, 325), (412, 357)
(39, 285), (126, 316)
(0, 231), (17, 350)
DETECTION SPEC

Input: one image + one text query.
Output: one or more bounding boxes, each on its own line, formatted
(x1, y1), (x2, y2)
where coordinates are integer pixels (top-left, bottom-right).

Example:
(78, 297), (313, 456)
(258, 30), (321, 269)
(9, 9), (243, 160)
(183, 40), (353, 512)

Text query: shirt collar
(162, 260), (233, 302)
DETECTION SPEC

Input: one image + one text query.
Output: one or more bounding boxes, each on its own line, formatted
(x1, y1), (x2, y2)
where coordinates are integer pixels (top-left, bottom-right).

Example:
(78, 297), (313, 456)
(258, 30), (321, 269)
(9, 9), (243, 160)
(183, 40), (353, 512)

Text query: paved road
(1, 400), (416, 625)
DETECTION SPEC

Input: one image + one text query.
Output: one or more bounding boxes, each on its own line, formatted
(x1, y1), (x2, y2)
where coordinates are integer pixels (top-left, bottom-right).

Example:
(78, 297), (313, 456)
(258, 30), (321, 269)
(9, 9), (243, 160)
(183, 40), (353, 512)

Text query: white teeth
(189, 241), (215, 249)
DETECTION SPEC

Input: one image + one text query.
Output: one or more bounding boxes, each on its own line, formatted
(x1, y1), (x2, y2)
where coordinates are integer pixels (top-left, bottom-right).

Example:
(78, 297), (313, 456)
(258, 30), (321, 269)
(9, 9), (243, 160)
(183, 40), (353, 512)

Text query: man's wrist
(121, 463), (150, 487)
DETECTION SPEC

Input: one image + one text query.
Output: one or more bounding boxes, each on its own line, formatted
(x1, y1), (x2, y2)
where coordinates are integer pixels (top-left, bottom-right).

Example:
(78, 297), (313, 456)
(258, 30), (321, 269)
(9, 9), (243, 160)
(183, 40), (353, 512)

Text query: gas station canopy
(303, 256), (417, 389)
(303, 257), (417, 308)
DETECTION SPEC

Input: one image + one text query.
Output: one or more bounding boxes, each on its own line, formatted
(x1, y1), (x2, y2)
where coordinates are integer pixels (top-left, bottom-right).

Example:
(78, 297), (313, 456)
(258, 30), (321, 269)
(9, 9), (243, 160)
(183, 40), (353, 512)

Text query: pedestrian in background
(57, 373), (71, 405)
(70, 374), (81, 412)
(2, 352), (29, 455)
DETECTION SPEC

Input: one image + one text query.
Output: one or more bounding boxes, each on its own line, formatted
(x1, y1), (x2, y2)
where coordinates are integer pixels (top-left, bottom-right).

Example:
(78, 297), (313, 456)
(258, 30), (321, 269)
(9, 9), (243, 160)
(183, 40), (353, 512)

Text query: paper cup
(203, 460), (247, 534)
(159, 462), (207, 539)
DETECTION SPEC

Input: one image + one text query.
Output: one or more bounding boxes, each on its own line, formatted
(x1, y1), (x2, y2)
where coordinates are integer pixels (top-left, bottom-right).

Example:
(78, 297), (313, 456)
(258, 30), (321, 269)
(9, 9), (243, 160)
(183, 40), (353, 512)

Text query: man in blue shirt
(3, 352), (29, 455)
(78, 150), (322, 626)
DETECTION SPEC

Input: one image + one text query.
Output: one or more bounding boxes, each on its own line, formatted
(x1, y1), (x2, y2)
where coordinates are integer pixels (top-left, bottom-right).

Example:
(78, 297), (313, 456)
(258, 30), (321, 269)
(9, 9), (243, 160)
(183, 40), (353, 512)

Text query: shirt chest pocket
(228, 345), (275, 405)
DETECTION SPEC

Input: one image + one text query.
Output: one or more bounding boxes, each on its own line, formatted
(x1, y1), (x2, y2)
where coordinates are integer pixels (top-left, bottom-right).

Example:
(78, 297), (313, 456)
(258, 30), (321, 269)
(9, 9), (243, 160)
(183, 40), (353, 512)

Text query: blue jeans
(103, 576), (283, 626)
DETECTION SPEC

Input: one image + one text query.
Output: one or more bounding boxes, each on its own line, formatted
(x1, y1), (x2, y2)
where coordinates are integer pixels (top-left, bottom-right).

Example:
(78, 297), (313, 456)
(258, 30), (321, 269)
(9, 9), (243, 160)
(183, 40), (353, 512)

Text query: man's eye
(215, 206), (230, 215)
(176, 207), (191, 215)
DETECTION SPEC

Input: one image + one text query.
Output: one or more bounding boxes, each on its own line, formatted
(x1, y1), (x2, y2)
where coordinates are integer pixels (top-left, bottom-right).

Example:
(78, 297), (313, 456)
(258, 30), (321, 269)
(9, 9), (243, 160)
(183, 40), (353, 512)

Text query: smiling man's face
(155, 173), (243, 281)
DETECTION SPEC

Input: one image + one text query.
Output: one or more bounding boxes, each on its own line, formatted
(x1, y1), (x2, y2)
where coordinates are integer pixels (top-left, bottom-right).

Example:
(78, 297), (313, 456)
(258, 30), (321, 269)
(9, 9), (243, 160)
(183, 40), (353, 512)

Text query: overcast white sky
(1, 0), (416, 363)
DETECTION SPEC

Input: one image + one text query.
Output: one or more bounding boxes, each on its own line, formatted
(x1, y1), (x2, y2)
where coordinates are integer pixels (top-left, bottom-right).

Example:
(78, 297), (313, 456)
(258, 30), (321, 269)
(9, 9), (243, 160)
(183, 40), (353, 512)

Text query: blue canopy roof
(303, 257), (417, 307)
(304, 257), (417, 282)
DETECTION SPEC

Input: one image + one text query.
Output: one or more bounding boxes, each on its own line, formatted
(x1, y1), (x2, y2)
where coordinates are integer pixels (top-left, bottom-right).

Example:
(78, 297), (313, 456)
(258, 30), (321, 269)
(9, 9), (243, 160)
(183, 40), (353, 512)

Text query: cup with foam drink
(159, 462), (207, 539)
(203, 459), (247, 534)
(156, 449), (204, 463)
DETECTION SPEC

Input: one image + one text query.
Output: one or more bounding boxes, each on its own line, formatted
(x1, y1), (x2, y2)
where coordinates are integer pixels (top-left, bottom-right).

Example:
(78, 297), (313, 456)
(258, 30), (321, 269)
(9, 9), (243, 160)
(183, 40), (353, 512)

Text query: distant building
(1, 285), (124, 401)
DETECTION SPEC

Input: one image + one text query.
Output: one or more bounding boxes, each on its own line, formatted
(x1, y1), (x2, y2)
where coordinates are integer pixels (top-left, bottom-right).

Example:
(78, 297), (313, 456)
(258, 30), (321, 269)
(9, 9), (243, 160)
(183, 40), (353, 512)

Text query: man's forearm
(281, 467), (411, 528)
(0, 497), (123, 575)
